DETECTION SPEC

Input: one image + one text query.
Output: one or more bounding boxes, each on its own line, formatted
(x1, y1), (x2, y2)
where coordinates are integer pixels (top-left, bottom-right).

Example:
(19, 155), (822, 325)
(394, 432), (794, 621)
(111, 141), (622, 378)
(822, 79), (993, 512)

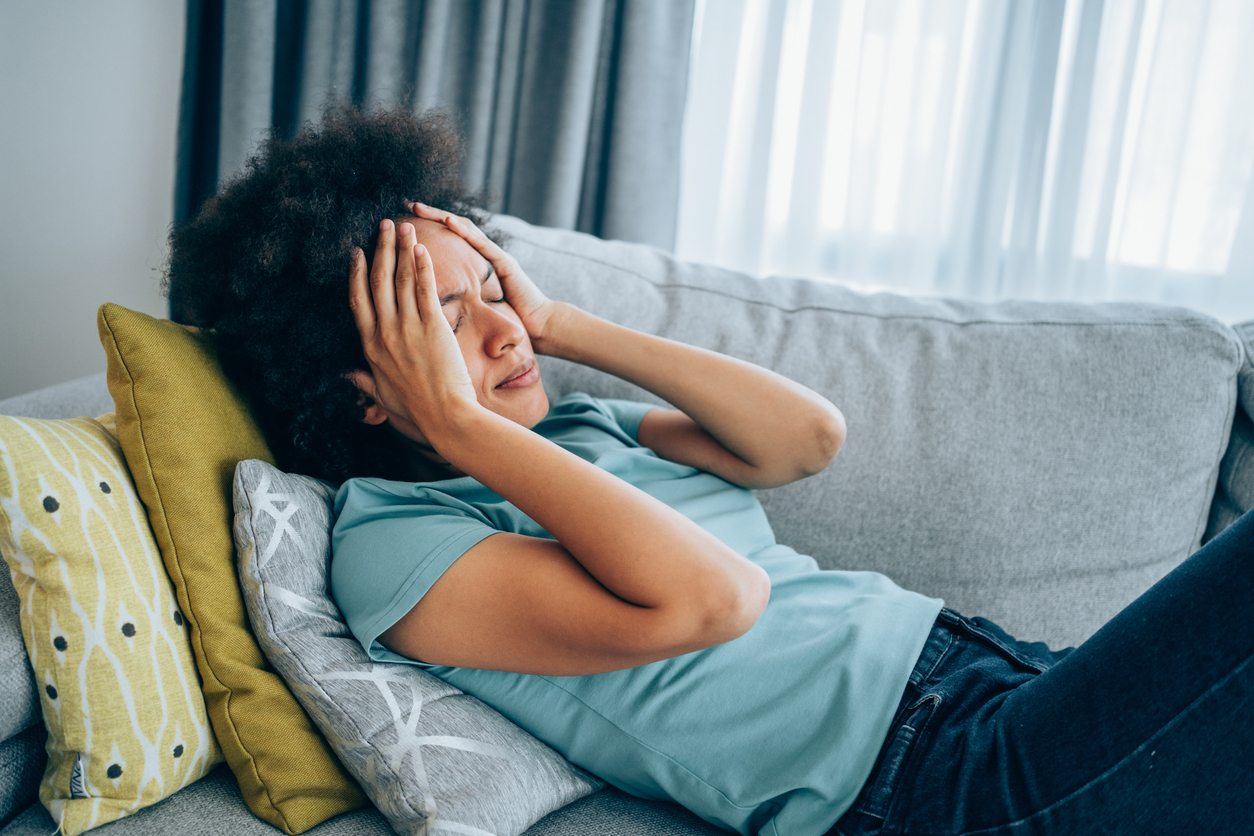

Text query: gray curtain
(178, 0), (695, 250)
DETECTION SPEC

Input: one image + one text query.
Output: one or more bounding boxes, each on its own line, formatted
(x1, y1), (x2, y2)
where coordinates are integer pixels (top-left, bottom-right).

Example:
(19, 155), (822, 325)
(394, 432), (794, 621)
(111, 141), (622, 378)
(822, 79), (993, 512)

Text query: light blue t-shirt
(332, 393), (943, 836)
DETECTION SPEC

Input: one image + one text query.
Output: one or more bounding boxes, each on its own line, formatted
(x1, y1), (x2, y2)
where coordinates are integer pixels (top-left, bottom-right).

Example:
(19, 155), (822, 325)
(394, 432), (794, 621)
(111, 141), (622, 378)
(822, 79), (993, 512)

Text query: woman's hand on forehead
(405, 201), (562, 351)
(347, 218), (481, 445)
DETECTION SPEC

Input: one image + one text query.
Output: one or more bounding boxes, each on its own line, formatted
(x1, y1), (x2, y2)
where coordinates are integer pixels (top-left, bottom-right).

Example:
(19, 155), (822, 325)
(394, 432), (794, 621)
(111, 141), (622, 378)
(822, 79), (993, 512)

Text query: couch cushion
(0, 570), (38, 745)
(95, 305), (366, 833)
(232, 459), (602, 836)
(0, 414), (221, 834)
(0, 765), (391, 836)
(497, 216), (1243, 649)
(1, 771), (715, 836)
(522, 786), (728, 836)
(0, 724), (45, 830)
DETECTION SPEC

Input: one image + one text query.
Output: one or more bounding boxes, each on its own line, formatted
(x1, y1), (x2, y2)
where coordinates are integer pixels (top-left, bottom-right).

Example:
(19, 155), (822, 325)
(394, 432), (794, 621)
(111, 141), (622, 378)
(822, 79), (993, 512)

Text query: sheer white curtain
(676, 0), (1254, 322)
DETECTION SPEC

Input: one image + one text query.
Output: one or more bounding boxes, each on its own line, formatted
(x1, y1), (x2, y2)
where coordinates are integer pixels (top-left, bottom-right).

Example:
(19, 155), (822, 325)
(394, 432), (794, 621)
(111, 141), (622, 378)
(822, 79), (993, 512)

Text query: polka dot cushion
(0, 413), (221, 835)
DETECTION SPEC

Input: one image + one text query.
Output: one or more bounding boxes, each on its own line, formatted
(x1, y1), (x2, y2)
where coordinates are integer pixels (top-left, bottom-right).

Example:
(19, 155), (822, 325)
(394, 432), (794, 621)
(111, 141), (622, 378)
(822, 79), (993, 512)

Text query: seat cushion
(0, 569), (38, 747)
(0, 766), (391, 836)
(497, 216), (1243, 649)
(0, 725), (45, 830)
(1, 771), (718, 836)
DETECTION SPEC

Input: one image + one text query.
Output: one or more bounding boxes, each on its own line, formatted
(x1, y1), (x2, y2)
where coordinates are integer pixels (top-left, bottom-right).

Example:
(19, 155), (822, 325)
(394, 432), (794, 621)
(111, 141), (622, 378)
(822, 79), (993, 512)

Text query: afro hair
(166, 106), (499, 483)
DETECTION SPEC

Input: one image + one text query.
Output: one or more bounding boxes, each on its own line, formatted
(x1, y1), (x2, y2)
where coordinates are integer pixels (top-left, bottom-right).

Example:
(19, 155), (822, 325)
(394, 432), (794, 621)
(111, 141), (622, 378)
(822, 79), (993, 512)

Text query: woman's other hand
(348, 219), (480, 444)
(406, 202), (562, 349)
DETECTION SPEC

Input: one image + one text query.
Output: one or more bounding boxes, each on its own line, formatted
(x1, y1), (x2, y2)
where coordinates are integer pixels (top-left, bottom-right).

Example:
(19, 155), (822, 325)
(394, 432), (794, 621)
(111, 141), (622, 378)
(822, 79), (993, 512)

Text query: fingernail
(399, 222), (413, 237)
(381, 219), (392, 231)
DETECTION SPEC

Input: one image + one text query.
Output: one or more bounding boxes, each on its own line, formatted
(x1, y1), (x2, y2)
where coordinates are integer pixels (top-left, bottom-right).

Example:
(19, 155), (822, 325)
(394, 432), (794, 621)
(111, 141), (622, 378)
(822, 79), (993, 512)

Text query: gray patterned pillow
(231, 459), (603, 836)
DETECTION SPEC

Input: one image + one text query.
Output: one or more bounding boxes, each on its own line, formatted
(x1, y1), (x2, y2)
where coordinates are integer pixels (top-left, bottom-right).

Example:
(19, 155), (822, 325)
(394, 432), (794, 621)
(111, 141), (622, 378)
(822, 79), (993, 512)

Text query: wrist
(426, 405), (528, 476)
(404, 392), (484, 444)
(531, 301), (592, 360)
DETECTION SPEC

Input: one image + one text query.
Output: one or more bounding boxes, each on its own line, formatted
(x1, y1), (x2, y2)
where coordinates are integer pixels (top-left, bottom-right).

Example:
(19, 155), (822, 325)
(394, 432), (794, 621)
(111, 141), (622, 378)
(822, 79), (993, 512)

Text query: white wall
(0, 1), (186, 400)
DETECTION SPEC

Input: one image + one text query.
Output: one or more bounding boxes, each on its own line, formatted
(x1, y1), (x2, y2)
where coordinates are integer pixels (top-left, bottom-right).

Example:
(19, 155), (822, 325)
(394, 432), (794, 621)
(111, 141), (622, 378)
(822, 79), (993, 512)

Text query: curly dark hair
(166, 106), (500, 483)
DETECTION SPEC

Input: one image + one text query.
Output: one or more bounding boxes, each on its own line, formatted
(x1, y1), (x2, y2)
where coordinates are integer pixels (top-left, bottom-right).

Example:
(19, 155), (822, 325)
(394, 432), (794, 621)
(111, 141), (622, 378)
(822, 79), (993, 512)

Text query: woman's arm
(539, 306), (845, 489)
(351, 219), (770, 675)
(409, 203), (846, 489)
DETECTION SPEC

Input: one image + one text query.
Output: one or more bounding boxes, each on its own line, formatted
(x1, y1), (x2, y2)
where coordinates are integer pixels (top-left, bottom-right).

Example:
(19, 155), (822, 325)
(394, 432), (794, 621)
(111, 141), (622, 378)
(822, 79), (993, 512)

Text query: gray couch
(3, 215), (1254, 835)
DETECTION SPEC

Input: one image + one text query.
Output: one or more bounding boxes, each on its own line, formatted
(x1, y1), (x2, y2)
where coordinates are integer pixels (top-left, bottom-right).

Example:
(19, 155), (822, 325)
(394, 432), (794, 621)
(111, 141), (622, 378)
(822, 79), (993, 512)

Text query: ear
(347, 370), (389, 426)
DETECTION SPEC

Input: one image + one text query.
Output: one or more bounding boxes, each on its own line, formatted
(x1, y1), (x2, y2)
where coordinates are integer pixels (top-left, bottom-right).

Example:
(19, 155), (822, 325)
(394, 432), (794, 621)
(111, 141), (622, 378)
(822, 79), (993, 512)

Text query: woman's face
(400, 217), (549, 431)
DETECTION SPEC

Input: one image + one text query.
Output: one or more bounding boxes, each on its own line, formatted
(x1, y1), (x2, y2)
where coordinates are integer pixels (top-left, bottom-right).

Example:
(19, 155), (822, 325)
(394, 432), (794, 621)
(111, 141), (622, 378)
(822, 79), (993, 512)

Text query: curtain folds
(677, 0), (1254, 322)
(176, 0), (695, 250)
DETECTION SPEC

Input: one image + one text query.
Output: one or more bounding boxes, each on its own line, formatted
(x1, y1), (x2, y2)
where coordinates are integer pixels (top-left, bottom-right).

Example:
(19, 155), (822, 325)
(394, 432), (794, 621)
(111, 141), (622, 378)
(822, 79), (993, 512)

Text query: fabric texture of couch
(2, 214), (1253, 835)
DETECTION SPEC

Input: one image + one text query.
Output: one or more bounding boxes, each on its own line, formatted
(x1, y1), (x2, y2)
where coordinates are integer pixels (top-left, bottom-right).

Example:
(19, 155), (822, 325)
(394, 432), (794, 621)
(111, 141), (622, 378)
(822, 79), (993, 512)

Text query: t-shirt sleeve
(331, 478), (498, 665)
(594, 397), (663, 443)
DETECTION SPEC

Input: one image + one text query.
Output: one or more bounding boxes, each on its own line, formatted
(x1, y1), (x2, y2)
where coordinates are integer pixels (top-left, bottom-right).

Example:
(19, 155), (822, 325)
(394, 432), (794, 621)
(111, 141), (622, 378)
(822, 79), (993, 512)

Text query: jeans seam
(879, 694), (941, 834)
(945, 616), (1049, 675)
(912, 630), (956, 688)
(948, 649), (1254, 836)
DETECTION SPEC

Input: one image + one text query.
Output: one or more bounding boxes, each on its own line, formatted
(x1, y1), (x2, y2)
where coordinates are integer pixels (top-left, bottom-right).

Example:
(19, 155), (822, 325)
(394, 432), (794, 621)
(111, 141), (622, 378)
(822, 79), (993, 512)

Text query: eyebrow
(438, 265), (494, 306)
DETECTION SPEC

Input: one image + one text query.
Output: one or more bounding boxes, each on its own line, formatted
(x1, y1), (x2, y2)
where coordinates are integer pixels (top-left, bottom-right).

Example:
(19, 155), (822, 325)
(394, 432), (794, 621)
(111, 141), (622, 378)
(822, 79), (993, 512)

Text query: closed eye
(484, 272), (505, 304)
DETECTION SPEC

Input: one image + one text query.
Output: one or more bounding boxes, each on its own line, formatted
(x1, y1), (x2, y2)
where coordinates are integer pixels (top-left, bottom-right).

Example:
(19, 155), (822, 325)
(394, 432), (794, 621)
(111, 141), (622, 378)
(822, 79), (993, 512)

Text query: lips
(496, 359), (538, 390)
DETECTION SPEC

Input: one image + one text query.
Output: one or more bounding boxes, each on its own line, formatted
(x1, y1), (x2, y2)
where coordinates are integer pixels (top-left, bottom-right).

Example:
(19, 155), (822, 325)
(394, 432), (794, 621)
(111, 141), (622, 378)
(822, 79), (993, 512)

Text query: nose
(480, 301), (526, 357)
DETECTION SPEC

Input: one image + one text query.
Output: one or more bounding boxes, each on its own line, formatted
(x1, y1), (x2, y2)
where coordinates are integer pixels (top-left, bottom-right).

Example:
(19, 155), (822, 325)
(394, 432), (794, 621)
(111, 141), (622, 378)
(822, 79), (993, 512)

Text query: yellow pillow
(0, 413), (221, 835)
(96, 304), (366, 834)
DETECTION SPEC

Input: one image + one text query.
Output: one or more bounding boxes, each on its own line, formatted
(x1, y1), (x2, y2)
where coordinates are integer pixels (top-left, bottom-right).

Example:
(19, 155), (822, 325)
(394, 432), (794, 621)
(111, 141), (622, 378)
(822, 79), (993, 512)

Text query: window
(677, 0), (1254, 322)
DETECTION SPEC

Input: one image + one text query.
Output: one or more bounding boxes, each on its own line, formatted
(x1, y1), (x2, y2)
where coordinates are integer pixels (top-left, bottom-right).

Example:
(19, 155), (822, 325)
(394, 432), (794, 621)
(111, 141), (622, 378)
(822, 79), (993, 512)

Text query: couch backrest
(497, 216), (1245, 650)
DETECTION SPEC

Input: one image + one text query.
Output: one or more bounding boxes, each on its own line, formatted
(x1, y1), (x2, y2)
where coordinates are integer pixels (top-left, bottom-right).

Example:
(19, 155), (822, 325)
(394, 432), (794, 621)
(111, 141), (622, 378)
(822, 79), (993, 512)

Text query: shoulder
(333, 475), (492, 535)
(539, 392), (662, 444)
(333, 475), (420, 519)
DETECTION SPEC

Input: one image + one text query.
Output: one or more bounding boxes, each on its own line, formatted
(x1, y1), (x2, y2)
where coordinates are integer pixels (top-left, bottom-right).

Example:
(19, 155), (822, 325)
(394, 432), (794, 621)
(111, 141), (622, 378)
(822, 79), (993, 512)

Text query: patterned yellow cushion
(0, 413), (222, 835)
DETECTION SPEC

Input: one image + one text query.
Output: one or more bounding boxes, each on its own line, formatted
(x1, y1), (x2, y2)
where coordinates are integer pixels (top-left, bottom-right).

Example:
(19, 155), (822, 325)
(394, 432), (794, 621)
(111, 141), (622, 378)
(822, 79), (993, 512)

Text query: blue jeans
(830, 508), (1254, 836)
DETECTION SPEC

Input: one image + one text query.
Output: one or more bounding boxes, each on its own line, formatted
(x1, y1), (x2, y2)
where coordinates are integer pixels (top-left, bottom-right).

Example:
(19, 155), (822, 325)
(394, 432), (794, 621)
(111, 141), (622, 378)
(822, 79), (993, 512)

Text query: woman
(170, 107), (1252, 836)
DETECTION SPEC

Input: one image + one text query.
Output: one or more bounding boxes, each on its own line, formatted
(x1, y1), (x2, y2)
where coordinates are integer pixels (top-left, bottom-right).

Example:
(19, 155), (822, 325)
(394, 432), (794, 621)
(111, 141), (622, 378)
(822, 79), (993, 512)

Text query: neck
(392, 430), (465, 482)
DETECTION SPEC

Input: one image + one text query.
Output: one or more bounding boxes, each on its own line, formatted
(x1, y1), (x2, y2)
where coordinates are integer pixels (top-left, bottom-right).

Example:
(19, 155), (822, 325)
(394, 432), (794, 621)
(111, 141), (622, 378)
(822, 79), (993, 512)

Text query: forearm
(426, 404), (770, 636)
(536, 303), (846, 485)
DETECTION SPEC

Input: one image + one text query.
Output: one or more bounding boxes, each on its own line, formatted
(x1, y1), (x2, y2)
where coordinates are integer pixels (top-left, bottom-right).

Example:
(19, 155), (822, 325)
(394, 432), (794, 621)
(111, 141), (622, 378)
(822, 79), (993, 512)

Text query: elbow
(808, 404), (846, 473)
(700, 562), (771, 646)
(636, 562), (770, 661)
(750, 403), (845, 489)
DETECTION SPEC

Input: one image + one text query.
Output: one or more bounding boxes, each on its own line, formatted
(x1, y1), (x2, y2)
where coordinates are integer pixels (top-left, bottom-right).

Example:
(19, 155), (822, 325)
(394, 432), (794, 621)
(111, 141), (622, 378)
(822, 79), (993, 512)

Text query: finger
(346, 369), (378, 402)
(413, 243), (441, 322)
(408, 201), (449, 222)
(442, 213), (512, 266)
(394, 222), (419, 323)
(347, 247), (376, 340)
(411, 203), (496, 253)
(370, 219), (398, 327)
(410, 202), (516, 273)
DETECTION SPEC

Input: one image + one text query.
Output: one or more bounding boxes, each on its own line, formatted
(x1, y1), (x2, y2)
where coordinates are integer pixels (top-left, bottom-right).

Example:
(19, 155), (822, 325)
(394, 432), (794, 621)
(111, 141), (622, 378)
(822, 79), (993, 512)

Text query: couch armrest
(0, 373), (112, 420)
